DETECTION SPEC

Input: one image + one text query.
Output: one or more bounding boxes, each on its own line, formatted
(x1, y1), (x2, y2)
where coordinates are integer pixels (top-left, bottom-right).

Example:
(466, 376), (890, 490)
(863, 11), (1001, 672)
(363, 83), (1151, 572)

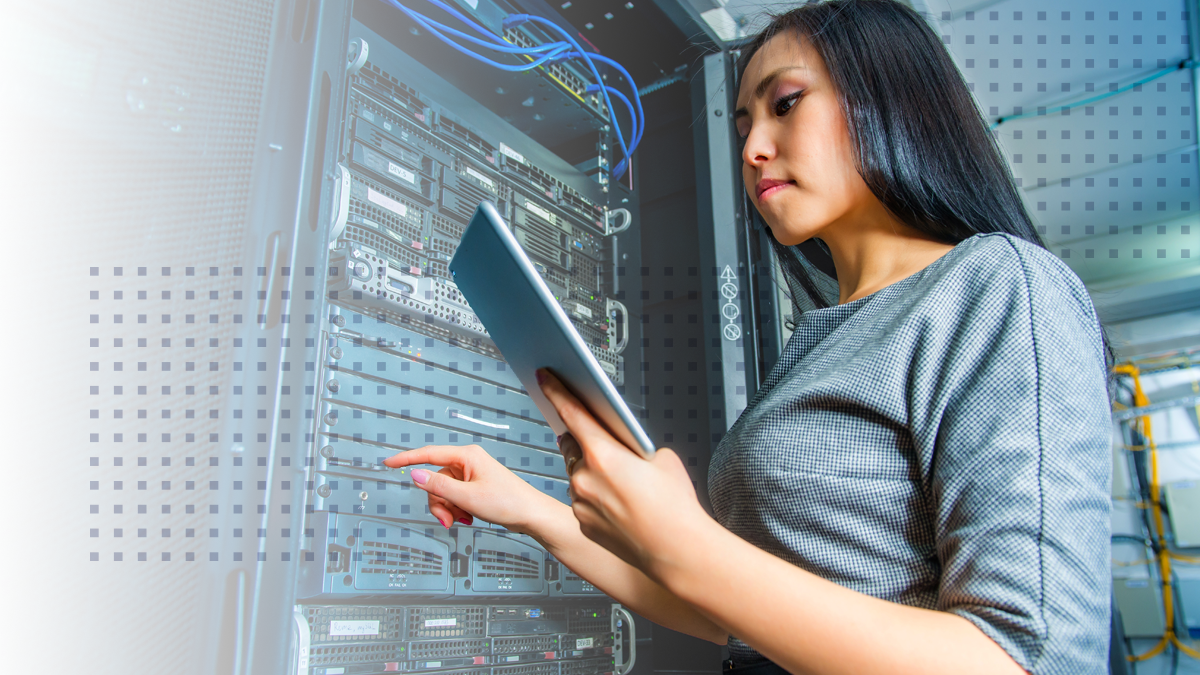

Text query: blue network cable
(537, 44), (646, 176)
(601, 84), (639, 178)
(381, 0), (645, 178)
(589, 84), (641, 152)
(384, 1), (572, 71)
(556, 53), (646, 159)
(383, 0), (563, 55)
(505, 14), (638, 175)
(586, 53), (645, 148)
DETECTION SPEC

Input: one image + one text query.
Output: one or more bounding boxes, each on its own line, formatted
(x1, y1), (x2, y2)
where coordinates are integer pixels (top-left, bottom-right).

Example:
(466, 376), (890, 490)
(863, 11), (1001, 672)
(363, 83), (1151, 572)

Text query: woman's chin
(758, 203), (814, 246)
(763, 222), (810, 248)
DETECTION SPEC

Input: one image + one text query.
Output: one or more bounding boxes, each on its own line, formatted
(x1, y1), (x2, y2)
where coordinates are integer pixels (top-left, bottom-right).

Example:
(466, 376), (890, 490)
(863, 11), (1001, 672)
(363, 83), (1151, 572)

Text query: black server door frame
(692, 50), (784, 447)
(202, 0), (354, 672)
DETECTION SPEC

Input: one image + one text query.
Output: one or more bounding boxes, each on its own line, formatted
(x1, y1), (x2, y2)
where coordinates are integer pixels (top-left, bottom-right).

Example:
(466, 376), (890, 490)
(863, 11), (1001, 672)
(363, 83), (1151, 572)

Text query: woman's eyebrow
(734, 66), (807, 118)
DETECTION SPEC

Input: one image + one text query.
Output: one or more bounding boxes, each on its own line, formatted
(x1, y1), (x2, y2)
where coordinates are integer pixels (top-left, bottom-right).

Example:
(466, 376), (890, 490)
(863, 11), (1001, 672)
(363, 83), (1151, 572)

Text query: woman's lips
(756, 178), (793, 200)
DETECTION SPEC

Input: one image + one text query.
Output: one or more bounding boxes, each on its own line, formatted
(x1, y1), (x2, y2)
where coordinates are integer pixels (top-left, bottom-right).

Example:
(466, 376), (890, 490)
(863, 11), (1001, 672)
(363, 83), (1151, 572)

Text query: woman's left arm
(541, 369), (1026, 675)
(658, 516), (1028, 675)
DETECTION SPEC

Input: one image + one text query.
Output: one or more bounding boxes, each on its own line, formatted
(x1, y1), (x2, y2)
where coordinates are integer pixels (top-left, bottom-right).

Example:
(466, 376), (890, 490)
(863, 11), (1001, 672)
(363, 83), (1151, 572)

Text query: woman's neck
(821, 206), (958, 305)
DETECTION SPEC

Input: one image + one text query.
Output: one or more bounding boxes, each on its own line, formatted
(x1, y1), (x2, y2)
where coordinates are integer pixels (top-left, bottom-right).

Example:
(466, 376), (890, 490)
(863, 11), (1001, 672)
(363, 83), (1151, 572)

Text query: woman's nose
(741, 125), (775, 168)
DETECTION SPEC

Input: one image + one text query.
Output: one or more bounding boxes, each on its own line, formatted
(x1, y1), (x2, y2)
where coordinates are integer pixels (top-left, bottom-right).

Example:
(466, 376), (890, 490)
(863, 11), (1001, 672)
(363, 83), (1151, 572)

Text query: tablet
(448, 201), (656, 459)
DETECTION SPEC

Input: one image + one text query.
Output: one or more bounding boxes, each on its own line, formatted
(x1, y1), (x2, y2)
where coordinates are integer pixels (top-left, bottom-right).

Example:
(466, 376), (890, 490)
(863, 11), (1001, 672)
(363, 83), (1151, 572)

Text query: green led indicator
(592, 612), (597, 617)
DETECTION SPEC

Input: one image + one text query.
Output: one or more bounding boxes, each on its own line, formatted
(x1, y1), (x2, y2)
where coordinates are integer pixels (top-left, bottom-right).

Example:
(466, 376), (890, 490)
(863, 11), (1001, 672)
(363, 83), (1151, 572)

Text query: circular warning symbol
(723, 324), (742, 341)
(721, 303), (740, 320)
(720, 283), (738, 299)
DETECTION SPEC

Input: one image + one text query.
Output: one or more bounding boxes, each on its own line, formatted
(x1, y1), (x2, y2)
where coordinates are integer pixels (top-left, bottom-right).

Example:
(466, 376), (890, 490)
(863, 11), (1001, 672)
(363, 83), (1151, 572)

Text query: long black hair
(735, 0), (1045, 311)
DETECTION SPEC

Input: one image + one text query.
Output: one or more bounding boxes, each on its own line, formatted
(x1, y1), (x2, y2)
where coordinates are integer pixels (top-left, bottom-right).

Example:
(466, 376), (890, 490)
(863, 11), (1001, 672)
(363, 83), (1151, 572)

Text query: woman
(385, 1), (1112, 673)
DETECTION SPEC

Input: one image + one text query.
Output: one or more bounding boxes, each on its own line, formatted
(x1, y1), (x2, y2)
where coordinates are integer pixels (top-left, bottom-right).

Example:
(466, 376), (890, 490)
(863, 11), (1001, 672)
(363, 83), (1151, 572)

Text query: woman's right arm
(383, 445), (728, 645)
(525, 493), (728, 644)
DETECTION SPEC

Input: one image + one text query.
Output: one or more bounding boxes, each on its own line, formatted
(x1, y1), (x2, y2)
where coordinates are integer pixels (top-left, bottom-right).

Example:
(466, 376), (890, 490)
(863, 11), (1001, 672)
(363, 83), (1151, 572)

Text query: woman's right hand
(382, 445), (561, 532)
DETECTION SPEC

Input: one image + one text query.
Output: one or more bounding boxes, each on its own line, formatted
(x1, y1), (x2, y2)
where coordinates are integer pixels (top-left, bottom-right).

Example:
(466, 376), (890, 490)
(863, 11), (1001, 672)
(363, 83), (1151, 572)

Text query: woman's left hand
(537, 368), (711, 579)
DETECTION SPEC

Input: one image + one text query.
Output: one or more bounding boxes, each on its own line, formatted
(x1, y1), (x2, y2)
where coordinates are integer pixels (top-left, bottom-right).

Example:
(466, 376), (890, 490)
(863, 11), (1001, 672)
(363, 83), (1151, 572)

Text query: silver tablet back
(448, 201), (656, 459)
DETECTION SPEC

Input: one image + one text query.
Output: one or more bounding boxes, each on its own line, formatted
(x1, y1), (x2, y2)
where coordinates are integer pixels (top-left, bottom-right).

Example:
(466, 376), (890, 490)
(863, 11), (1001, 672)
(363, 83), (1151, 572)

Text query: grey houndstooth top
(708, 233), (1111, 673)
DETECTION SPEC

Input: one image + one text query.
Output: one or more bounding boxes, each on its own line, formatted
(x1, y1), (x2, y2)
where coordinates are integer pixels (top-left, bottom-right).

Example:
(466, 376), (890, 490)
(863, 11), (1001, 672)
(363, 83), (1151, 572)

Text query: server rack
(52, 0), (780, 672)
(203, 0), (650, 673)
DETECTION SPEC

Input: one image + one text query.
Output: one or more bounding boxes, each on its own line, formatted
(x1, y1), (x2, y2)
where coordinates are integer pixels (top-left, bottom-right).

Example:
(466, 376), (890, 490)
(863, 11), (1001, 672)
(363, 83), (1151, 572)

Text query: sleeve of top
(916, 238), (1111, 674)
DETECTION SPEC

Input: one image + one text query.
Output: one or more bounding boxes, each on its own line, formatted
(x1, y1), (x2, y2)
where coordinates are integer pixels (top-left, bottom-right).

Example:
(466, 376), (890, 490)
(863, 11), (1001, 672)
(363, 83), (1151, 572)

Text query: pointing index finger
(383, 445), (473, 469)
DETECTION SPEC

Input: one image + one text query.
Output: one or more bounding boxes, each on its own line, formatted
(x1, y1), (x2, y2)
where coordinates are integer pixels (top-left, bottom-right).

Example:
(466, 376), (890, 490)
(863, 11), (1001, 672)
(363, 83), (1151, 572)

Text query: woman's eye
(773, 91), (802, 116)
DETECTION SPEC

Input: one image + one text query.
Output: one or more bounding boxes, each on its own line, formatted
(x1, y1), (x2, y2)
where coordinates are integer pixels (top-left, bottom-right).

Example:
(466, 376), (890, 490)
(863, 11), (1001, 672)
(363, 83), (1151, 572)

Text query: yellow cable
(1192, 376), (1200, 430)
(1176, 636), (1200, 659)
(1113, 365), (1200, 663)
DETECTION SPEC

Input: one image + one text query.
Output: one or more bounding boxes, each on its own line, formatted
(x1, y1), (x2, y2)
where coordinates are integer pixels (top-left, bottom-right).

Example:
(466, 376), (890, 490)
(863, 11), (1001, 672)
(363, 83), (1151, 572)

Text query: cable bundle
(382, 0), (644, 179)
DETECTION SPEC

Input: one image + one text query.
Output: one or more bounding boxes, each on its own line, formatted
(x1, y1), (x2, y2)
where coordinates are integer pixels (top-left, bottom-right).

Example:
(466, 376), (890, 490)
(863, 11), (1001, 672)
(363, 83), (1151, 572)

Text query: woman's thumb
(653, 447), (690, 479)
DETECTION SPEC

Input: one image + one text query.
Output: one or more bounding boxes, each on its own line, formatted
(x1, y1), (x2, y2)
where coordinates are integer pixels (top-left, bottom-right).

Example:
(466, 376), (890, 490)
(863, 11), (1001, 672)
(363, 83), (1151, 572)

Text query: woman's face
(734, 32), (876, 247)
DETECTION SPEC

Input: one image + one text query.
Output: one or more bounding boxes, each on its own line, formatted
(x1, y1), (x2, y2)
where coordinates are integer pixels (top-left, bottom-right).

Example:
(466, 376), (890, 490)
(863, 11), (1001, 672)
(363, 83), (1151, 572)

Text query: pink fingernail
(438, 517), (447, 528)
(458, 518), (470, 525)
(411, 469), (430, 485)
(536, 369), (547, 385)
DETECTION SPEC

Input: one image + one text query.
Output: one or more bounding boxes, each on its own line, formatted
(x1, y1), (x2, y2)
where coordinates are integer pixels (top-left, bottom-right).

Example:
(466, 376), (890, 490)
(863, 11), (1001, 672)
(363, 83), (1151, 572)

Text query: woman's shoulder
(936, 232), (1075, 284)
(926, 233), (1096, 317)
(913, 232), (1104, 355)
